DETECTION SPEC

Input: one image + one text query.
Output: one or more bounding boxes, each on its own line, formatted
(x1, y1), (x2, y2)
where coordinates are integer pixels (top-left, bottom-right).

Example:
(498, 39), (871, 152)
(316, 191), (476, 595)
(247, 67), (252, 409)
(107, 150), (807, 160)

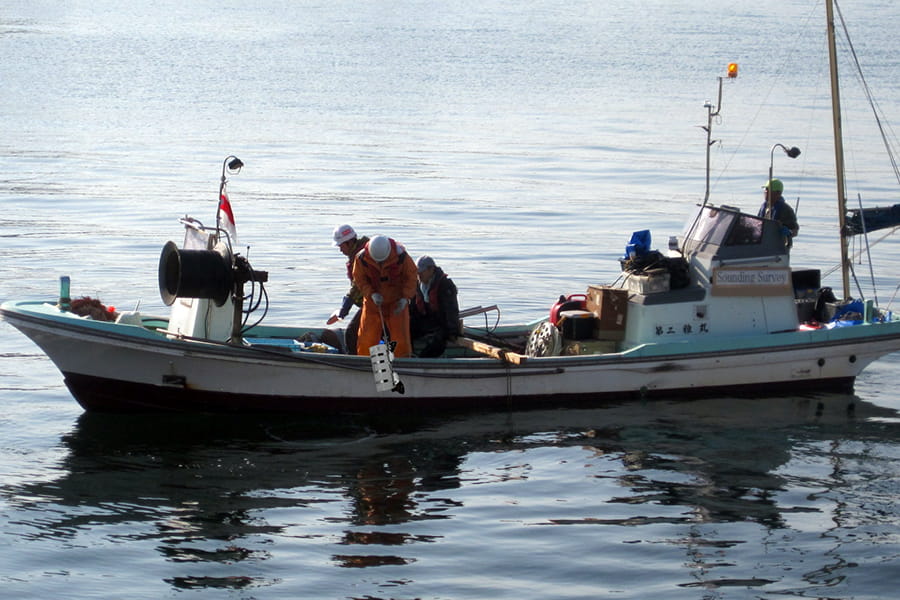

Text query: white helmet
(332, 224), (356, 246)
(368, 235), (391, 262)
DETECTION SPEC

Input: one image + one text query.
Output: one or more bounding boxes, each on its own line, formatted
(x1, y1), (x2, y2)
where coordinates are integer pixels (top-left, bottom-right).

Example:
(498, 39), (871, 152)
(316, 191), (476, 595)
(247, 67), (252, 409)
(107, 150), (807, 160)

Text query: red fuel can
(550, 294), (587, 325)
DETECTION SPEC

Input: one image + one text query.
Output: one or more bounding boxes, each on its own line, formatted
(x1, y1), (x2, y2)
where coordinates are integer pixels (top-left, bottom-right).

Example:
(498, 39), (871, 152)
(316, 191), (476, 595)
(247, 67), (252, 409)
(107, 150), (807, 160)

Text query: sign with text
(711, 267), (792, 296)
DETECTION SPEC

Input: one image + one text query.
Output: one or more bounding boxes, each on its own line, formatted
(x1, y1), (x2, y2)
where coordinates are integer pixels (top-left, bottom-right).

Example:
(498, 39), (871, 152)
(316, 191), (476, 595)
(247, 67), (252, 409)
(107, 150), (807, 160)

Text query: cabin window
(687, 207), (735, 246)
(724, 214), (763, 246)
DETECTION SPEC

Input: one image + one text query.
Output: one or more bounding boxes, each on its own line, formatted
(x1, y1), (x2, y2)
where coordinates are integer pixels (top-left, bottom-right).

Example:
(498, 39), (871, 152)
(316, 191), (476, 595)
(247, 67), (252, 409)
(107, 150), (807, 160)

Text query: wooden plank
(452, 336), (527, 365)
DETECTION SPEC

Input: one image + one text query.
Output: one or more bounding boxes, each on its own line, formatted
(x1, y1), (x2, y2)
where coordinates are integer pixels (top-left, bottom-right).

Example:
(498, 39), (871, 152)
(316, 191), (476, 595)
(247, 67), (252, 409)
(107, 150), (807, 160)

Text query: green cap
(764, 178), (784, 192)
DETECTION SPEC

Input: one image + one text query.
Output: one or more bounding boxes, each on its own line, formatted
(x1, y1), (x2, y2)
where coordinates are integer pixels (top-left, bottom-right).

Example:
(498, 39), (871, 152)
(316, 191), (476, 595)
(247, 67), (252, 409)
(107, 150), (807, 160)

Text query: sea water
(2, 1), (900, 598)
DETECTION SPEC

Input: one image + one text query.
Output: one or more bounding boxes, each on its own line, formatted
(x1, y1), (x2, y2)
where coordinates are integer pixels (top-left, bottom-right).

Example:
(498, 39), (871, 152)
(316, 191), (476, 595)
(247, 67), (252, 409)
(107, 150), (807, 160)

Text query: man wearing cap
(328, 224), (369, 353)
(410, 255), (460, 358)
(758, 179), (799, 245)
(352, 235), (418, 358)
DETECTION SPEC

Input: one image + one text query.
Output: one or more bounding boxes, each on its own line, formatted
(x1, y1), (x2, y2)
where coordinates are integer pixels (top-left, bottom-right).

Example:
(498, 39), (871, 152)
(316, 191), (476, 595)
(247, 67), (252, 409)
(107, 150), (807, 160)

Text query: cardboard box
(585, 285), (628, 331)
(625, 269), (670, 295)
(594, 327), (626, 342)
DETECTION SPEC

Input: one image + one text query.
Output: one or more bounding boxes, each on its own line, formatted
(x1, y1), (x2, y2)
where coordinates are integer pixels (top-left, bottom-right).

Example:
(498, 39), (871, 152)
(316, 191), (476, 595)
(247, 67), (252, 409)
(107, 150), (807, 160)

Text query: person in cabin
(327, 224), (369, 353)
(758, 178), (799, 246)
(410, 255), (460, 358)
(351, 235), (418, 358)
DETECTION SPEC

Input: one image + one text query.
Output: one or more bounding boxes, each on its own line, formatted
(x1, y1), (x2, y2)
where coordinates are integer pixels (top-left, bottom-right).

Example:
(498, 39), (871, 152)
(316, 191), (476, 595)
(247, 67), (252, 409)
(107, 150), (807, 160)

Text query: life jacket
(344, 236), (369, 281)
(416, 270), (447, 315)
(357, 238), (408, 287)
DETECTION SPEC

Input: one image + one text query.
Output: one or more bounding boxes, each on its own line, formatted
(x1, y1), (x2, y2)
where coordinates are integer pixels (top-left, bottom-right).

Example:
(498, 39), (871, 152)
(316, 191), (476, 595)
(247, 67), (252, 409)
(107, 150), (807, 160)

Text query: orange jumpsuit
(351, 239), (418, 358)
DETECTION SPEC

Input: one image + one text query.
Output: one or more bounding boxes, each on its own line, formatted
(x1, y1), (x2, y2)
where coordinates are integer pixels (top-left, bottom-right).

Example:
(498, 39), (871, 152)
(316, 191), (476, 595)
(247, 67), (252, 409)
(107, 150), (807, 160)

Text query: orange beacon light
(727, 63), (739, 78)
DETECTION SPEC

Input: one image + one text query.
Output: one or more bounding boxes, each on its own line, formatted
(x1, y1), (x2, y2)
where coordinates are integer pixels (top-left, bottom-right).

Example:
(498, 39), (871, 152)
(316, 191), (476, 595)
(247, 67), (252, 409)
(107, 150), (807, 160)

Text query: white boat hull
(5, 300), (900, 414)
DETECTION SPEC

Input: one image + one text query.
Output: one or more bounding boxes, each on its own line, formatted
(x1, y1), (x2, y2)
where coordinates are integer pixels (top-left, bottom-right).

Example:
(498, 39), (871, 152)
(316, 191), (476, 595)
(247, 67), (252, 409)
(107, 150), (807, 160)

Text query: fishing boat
(3, 2), (900, 414)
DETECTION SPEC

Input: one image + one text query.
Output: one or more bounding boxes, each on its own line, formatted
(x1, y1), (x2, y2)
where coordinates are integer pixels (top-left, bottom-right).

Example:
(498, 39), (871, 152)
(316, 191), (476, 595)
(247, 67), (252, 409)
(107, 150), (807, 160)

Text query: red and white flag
(217, 186), (238, 246)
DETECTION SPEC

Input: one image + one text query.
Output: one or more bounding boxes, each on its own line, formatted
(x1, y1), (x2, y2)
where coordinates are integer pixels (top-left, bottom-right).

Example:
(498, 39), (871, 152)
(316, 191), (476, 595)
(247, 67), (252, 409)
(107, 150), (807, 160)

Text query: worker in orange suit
(351, 235), (418, 358)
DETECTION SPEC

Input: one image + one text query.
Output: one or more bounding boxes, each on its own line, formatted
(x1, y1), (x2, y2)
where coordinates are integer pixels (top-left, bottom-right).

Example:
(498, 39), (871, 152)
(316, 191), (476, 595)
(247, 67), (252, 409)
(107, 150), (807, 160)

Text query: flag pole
(216, 155), (243, 248)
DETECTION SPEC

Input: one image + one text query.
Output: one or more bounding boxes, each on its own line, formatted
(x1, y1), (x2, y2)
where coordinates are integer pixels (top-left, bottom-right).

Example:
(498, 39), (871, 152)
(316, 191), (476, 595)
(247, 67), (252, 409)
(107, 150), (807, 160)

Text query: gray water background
(2, 1), (900, 598)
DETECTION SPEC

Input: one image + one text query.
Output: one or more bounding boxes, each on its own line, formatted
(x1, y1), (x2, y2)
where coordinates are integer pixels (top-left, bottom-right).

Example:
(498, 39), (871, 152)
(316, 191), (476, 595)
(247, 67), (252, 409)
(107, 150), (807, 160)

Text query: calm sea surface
(2, 1), (900, 598)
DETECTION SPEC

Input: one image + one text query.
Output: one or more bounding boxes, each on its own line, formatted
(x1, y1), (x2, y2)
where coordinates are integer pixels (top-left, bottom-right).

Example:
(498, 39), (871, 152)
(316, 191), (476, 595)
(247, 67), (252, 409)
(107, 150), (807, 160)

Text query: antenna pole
(703, 77), (725, 206)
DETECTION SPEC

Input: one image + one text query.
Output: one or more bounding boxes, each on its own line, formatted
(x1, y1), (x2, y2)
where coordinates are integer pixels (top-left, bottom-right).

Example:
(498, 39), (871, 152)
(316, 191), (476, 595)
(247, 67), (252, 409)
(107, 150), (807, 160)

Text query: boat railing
(458, 304), (501, 333)
(459, 305), (499, 320)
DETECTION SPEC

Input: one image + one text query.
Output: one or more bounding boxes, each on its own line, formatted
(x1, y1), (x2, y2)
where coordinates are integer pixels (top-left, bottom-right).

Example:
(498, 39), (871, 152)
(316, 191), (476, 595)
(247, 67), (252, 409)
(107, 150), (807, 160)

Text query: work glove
(326, 295), (354, 324)
(371, 293), (384, 306)
(781, 226), (794, 248)
(393, 297), (409, 315)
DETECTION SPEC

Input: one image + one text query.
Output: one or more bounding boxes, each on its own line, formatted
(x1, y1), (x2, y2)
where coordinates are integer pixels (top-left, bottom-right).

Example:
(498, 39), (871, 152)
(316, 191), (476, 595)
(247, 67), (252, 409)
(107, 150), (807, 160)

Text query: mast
(826, 0), (851, 297)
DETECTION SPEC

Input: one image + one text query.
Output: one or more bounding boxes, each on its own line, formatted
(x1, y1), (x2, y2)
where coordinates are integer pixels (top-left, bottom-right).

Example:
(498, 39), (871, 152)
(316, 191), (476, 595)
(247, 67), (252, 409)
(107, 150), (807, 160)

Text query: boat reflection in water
(4, 393), (898, 594)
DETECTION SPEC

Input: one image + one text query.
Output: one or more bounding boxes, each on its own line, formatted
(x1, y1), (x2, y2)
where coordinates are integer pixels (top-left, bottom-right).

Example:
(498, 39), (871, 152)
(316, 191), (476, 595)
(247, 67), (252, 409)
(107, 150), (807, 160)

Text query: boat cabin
(680, 203), (791, 271)
(621, 204), (802, 349)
